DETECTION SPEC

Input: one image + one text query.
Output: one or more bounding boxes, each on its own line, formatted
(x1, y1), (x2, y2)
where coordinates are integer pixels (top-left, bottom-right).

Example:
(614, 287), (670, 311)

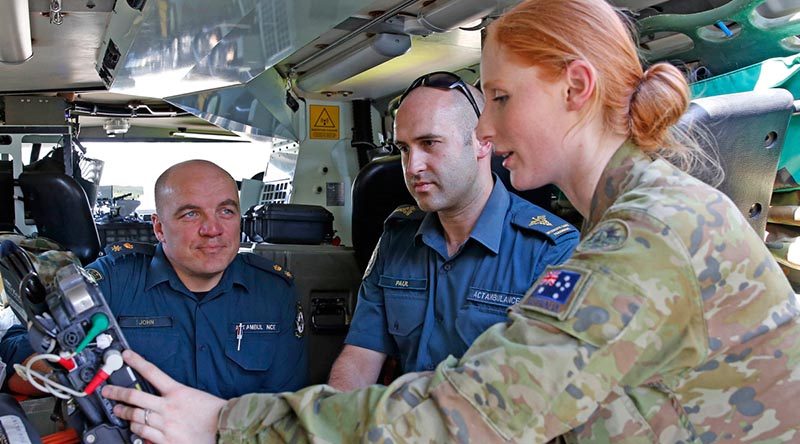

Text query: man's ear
(564, 59), (596, 112)
(474, 133), (492, 159)
(151, 213), (165, 243)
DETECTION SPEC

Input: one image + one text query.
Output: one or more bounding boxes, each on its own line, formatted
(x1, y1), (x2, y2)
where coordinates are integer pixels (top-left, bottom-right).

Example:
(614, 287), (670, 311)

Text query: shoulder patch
(577, 219), (629, 253)
(363, 240), (380, 280)
(295, 302), (305, 338)
(103, 241), (155, 261)
(519, 265), (591, 321)
(86, 268), (103, 283)
(385, 205), (425, 224)
(240, 253), (294, 284)
(511, 206), (577, 243)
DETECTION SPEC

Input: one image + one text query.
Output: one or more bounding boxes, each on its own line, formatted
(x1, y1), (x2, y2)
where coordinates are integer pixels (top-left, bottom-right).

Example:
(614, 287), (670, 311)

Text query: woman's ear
(564, 60), (596, 112)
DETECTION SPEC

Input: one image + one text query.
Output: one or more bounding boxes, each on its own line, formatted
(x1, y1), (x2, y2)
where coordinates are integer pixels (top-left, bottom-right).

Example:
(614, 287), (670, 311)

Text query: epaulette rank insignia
(395, 205), (417, 217)
(103, 241), (155, 258)
(514, 211), (576, 242)
(241, 253), (294, 284)
(272, 263), (293, 279)
(529, 215), (553, 227)
(386, 204), (424, 224)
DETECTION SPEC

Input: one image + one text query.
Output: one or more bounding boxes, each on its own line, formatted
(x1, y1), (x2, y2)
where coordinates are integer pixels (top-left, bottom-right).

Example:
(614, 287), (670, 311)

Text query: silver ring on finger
(144, 408), (152, 426)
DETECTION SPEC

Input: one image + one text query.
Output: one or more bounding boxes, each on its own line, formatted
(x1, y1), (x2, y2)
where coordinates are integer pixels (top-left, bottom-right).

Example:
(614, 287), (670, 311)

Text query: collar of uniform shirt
(584, 140), (650, 233)
(415, 175), (509, 257)
(144, 244), (246, 295)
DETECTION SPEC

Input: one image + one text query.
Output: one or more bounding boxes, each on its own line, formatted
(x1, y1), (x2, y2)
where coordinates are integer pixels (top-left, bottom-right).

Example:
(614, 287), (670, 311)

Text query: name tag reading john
(118, 316), (173, 328)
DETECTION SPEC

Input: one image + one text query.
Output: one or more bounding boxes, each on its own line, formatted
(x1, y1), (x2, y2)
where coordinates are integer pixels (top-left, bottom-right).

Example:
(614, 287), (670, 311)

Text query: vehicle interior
(1, 0), (799, 440)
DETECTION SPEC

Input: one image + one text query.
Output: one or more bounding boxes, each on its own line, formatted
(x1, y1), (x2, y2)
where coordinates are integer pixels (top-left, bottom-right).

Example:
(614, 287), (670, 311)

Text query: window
(82, 141), (272, 213)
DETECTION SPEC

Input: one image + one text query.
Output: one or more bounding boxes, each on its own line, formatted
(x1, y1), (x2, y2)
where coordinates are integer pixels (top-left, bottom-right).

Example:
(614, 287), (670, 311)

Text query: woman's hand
(102, 350), (227, 444)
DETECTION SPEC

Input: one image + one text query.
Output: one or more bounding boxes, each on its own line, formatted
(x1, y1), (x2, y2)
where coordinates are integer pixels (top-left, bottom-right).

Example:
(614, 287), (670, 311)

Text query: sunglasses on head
(397, 71), (481, 117)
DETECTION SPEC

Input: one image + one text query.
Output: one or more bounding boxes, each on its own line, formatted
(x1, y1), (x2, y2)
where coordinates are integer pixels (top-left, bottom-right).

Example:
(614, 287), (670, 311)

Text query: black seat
(351, 156), (416, 271)
(0, 160), (13, 231)
(350, 154), (557, 272)
(19, 170), (101, 265)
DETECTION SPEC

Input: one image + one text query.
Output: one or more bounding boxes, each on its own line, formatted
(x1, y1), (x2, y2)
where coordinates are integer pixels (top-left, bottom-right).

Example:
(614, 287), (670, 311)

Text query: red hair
(488, 0), (690, 151)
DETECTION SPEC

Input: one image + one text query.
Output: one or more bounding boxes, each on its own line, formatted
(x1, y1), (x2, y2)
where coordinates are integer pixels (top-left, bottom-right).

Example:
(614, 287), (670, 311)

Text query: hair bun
(629, 63), (690, 150)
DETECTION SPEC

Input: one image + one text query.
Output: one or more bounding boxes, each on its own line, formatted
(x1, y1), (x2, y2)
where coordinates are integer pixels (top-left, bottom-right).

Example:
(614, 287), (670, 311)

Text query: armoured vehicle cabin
(0, 0), (799, 435)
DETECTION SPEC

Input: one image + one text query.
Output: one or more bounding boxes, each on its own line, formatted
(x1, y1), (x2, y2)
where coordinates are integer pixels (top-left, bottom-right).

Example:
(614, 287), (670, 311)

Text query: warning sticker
(309, 105), (340, 140)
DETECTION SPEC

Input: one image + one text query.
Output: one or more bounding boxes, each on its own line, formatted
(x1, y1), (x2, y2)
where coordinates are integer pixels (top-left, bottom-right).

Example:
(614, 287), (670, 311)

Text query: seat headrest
(19, 170), (101, 265)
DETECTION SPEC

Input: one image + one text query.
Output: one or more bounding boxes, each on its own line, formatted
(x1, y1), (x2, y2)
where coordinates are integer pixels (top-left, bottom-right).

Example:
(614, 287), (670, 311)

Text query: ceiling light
(297, 33), (411, 92)
(171, 131), (245, 142)
(0, 0), (33, 64)
(103, 118), (130, 136)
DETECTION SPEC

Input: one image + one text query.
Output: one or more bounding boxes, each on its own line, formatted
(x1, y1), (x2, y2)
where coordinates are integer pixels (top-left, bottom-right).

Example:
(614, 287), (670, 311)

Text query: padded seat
(678, 88), (794, 236)
(19, 170), (101, 265)
(351, 154), (557, 271)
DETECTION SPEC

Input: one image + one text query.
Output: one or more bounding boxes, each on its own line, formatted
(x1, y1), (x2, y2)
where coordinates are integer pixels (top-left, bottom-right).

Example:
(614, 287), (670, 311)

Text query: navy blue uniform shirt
(1, 243), (307, 399)
(345, 179), (579, 373)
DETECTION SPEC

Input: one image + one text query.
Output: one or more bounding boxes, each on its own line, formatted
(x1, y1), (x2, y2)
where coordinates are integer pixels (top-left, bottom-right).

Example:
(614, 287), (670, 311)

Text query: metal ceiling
(0, 0), (798, 141)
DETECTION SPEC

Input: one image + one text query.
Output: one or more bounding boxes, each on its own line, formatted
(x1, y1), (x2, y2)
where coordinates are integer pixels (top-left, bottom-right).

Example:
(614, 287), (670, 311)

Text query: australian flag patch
(521, 266), (590, 320)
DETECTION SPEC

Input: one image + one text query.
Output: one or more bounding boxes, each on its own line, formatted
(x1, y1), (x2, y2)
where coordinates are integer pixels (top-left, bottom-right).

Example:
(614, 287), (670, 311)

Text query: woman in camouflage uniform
(103, 1), (800, 442)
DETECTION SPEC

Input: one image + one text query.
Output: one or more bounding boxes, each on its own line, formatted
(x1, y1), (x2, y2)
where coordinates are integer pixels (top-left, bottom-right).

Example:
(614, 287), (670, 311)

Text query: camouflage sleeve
(217, 210), (708, 442)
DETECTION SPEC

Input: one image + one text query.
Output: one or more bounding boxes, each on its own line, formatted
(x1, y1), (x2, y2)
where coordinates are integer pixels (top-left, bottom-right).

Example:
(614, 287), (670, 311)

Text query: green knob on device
(75, 312), (110, 353)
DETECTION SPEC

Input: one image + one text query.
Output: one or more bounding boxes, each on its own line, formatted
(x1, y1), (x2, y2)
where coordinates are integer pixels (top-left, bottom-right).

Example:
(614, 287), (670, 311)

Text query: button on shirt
(345, 179), (579, 373)
(0, 244), (307, 399)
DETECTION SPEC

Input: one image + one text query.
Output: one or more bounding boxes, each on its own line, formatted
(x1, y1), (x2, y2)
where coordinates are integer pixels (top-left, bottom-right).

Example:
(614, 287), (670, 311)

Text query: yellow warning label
(309, 105), (340, 140)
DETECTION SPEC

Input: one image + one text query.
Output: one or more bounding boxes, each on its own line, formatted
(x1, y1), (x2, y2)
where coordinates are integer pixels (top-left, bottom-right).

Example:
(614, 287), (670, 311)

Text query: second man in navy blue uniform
(1, 160), (307, 398)
(327, 73), (578, 390)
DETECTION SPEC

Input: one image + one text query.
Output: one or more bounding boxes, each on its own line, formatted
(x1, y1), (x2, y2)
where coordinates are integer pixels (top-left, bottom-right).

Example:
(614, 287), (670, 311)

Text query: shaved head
(453, 83), (485, 146)
(154, 160), (237, 214)
(396, 83), (485, 148)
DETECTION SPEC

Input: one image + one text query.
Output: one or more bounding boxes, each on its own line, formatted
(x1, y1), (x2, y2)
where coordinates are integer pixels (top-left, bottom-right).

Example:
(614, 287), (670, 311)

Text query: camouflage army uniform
(0, 233), (79, 289)
(216, 142), (800, 443)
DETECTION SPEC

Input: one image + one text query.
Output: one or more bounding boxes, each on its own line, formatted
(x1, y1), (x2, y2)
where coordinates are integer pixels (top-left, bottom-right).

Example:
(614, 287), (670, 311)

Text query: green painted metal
(638, 0), (800, 75)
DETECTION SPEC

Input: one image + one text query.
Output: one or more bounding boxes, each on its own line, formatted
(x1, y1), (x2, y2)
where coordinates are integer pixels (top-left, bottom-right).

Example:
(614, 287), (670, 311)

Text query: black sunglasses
(397, 71), (481, 117)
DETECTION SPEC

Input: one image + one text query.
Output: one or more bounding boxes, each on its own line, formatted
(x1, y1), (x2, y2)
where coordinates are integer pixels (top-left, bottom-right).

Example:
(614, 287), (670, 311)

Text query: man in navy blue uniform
(327, 73), (578, 391)
(1, 160), (307, 398)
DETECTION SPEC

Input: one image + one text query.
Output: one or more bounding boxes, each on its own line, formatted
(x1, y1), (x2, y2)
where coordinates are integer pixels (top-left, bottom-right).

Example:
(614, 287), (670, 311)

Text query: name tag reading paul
(378, 276), (427, 290)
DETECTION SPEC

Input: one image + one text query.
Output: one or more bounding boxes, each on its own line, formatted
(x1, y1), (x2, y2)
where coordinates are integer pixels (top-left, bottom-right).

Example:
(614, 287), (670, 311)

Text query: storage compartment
(247, 204), (334, 245)
(96, 221), (158, 248)
(250, 243), (360, 384)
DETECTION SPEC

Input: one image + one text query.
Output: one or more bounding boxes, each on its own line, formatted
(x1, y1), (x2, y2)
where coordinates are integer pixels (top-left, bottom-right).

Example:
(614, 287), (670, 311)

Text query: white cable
(13, 354), (87, 399)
